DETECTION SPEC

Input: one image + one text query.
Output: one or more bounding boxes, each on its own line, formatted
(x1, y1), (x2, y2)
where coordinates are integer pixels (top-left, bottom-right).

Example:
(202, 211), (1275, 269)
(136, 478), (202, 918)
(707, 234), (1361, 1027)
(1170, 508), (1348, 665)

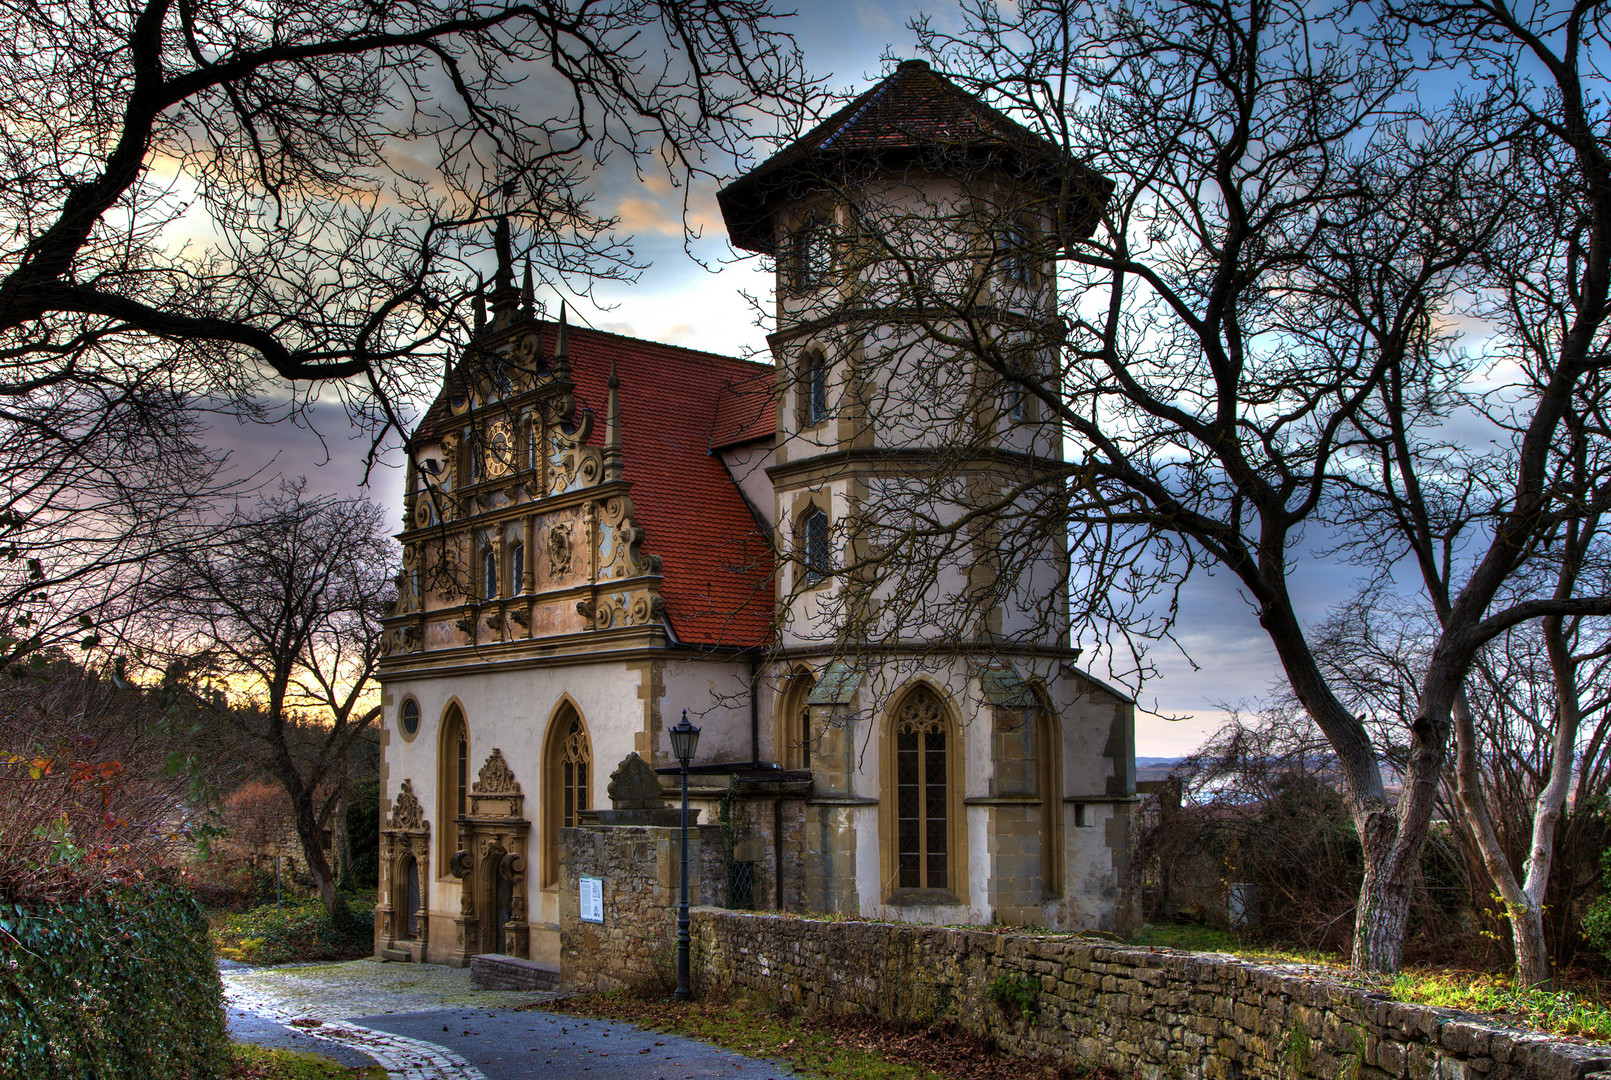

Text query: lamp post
(669, 709), (701, 1002)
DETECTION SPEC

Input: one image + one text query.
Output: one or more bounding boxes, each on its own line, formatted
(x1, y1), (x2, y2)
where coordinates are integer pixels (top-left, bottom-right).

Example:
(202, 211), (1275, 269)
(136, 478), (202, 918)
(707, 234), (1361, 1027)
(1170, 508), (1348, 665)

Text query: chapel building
(375, 59), (1137, 968)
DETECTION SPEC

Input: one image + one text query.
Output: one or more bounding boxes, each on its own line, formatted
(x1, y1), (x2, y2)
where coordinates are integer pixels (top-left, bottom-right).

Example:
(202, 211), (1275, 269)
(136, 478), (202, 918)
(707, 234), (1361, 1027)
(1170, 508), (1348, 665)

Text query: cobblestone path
(221, 960), (798, 1080)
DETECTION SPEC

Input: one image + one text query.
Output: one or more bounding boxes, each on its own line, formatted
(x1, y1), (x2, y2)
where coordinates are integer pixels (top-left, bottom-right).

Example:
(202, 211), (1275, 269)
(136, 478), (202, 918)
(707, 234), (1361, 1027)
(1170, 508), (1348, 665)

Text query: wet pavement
(221, 959), (799, 1080)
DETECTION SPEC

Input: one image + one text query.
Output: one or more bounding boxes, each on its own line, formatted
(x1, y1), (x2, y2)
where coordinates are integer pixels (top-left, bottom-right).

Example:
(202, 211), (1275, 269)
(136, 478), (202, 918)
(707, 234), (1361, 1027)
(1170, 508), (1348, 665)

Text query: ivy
(0, 885), (229, 1079)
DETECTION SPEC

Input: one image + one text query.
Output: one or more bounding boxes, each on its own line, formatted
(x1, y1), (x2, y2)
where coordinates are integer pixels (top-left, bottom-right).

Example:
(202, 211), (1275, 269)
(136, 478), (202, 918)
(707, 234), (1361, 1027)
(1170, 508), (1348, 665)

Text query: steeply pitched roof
(719, 58), (1112, 253)
(417, 322), (775, 649)
(710, 368), (776, 451)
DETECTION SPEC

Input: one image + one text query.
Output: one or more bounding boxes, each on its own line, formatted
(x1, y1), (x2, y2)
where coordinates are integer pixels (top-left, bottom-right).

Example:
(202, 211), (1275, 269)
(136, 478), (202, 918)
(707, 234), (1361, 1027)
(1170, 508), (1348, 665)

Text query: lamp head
(669, 709), (701, 767)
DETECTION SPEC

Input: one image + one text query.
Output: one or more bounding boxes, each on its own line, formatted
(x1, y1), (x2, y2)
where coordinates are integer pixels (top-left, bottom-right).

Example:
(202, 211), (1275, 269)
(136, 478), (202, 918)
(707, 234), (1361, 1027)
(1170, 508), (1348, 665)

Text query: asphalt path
(220, 959), (799, 1079)
(352, 1007), (798, 1079)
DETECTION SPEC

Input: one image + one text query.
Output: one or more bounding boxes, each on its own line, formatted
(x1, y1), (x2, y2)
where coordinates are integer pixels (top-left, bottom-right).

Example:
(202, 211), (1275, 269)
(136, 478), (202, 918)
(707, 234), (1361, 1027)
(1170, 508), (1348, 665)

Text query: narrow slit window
(803, 508), (831, 585)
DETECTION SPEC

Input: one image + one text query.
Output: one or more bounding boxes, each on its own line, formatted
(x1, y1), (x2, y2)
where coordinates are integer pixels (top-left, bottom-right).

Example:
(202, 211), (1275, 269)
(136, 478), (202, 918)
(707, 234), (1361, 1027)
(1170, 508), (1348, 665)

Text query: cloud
(615, 196), (684, 237)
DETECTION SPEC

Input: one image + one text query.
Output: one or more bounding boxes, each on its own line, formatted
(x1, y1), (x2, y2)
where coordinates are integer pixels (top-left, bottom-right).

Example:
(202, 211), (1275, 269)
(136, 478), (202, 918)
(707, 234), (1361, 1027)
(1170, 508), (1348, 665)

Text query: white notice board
(580, 875), (603, 923)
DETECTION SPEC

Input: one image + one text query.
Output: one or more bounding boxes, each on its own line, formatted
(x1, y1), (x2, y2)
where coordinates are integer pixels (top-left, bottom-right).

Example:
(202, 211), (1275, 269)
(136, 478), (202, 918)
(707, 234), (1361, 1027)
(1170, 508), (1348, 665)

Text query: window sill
(886, 888), (962, 908)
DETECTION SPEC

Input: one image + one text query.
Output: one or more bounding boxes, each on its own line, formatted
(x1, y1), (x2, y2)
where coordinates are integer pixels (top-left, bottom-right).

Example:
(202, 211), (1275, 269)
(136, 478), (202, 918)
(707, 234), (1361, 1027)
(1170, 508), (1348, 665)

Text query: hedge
(0, 885), (229, 1080)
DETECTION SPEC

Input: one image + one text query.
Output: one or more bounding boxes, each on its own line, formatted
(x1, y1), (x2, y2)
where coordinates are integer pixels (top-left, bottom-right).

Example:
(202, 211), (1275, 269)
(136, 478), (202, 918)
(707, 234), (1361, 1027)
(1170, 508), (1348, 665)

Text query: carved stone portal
(447, 748), (531, 965)
(376, 779), (431, 962)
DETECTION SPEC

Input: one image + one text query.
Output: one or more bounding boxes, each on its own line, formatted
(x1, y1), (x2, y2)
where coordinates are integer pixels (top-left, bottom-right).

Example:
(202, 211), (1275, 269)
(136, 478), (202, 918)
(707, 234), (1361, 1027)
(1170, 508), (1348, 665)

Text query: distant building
(375, 60), (1137, 967)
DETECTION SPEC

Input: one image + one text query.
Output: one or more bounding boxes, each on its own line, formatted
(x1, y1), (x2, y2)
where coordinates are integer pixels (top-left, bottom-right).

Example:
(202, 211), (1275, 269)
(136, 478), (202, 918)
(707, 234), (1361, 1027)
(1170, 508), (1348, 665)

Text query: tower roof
(719, 58), (1112, 254)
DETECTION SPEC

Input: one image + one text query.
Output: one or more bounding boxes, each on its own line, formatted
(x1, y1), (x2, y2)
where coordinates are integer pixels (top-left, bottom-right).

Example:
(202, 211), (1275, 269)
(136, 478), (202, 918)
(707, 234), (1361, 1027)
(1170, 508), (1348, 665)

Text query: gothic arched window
(482, 548), (497, 600)
(804, 352), (829, 426)
(890, 686), (954, 893)
(801, 507), (830, 586)
(542, 704), (592, 886)
(778, 668), (816, 770)
(438, 705), (469, 873)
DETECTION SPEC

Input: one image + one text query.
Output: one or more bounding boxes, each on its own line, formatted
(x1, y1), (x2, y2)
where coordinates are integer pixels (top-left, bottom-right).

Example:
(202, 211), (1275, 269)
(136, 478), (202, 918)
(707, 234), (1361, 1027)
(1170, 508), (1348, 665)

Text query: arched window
(509, 541), (525, 594)
(889, 686), (956, 893)
(482, 548), (497, 600)
(777, 668), (816, 770)
(542, 704), (592, 886)
(438, 705), (469, 873)
(801, 507), (830, 586)
(804, 352), (829, 425)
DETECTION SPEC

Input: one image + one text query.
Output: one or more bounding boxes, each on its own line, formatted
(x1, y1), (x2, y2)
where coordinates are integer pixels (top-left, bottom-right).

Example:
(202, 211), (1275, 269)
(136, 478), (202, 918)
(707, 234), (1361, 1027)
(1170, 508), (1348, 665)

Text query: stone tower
(718, 60), (1136, 929)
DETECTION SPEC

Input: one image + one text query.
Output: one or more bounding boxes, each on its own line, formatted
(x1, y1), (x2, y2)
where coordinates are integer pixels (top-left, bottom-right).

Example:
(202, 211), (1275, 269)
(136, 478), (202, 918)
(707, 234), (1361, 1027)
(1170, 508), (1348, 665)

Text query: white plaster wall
(382, 653), (751, 924)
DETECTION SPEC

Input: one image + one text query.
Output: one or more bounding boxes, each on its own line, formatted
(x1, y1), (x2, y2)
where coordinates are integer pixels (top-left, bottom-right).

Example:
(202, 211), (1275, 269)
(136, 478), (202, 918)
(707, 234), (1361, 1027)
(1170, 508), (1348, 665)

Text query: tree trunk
(283, 767), (348, 921)
(334, 776), (353, 892)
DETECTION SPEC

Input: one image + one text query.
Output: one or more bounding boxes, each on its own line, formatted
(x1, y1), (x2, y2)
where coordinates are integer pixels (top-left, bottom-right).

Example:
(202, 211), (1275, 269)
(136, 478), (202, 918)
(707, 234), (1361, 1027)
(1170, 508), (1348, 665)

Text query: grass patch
(541, 990), (1108, 1080)
(213, 897), (374, 965)
(1128, 922), (1342, 967)
(228, 1043), (384, 1079)
(1387, 971), (1611, 1041)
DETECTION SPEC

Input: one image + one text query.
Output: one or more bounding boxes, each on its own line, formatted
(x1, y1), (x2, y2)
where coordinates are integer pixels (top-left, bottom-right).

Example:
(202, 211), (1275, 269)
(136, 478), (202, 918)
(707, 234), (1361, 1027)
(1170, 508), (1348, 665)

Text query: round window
(399, 698), (420, 737)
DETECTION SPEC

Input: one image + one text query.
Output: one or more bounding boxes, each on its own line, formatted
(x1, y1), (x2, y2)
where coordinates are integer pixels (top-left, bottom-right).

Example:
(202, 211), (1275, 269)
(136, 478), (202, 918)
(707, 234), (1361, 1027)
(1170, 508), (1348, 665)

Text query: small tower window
(482, 548), (497, 599)
(802, 507), (831, 586)
(998, 224), (1034, 287)
(805, 352), (829, 426)
(509, 541), (524, 594)
(792, 222), (832, 290)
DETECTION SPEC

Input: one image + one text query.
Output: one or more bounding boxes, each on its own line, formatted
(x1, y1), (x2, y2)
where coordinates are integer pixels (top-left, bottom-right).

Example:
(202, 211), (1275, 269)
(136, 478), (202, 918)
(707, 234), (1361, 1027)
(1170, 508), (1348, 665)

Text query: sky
(208, 0), (1386, 759)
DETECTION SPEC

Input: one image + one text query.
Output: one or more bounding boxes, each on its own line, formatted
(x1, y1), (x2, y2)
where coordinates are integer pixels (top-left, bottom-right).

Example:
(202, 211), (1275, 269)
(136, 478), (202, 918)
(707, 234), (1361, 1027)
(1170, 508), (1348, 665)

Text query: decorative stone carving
(509, 606), (528, 628)
(390, 780), (426, 831)
(450, 849), (473, 879)
(454, 613), (477, 637)
(548, 523), (573, 577)
(474, 748), (522, 795)
(598, 494), (662, 579)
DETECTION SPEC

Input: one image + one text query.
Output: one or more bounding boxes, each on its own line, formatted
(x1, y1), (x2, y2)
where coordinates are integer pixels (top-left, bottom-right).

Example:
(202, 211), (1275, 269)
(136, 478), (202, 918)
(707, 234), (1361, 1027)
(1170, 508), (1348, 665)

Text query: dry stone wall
(693, 911), (1611, 1080)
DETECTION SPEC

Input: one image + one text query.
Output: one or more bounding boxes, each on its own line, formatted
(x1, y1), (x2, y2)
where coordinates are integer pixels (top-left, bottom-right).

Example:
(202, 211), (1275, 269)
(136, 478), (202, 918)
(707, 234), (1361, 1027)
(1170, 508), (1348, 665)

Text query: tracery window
(894, 688), (949, 891)
(543, 705), (592, 886)
(482, 548), (497, 599)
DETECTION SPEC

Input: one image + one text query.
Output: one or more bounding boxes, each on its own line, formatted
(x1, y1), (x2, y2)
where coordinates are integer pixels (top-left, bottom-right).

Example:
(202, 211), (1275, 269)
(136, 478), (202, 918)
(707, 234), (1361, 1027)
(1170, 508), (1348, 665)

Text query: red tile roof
(417, 321), (775, 649)
(710, 368), (776, 450)
(720, 59), (1112, 253)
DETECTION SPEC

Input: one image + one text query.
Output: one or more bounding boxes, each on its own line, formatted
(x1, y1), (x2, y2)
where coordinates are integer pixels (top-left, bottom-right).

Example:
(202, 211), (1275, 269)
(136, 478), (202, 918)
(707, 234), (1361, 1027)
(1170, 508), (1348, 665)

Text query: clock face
(486, 421), (514, 477)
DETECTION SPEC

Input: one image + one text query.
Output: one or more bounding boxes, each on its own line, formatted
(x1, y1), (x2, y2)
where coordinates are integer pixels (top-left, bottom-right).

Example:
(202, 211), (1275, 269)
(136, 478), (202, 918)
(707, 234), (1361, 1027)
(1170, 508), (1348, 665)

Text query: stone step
(470, 953), (560, 992)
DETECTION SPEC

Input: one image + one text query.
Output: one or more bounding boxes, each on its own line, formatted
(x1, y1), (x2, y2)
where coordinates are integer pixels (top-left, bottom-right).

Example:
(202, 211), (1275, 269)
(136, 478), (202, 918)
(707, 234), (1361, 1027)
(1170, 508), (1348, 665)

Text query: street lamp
(669, 709), (701, 1002)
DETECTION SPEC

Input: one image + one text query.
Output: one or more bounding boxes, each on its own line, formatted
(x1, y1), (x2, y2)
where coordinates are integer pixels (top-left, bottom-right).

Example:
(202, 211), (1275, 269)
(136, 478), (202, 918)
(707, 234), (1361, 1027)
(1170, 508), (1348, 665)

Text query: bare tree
(0, 0), (812, 473)
(160, 483), (393, 917)
(747, 0), (1611, 973)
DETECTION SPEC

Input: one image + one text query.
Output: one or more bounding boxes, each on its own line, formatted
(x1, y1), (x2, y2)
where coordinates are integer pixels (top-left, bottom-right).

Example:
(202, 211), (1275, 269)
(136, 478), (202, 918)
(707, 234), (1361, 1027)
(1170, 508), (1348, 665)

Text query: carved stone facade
(377, 60), (1138, 971)
(376, 779), (431, 962)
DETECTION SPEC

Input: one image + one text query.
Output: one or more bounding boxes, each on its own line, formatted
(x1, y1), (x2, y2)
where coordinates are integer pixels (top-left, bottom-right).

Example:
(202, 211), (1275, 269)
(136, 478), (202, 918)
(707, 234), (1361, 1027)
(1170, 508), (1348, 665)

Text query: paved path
(221, 959), (799, 1080)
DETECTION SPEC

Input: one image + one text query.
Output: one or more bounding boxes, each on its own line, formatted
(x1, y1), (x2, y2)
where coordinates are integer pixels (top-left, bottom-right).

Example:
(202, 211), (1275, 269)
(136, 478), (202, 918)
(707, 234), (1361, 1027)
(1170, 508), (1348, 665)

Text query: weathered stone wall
(557, 822), (725, 992)
(693, 912), (1611, 1080)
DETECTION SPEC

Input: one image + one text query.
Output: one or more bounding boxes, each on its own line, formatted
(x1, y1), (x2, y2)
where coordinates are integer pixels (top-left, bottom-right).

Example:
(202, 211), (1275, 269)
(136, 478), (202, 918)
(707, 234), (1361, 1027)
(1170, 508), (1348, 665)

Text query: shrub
(0, 884), (229, 1079)
(213, 895), (374, 965)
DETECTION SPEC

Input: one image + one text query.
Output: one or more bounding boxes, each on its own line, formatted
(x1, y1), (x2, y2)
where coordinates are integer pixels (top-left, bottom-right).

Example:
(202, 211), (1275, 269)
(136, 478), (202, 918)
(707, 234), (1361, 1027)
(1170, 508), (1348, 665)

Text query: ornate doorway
(377, 779), (430, 962)
(447, 748), (530, 965)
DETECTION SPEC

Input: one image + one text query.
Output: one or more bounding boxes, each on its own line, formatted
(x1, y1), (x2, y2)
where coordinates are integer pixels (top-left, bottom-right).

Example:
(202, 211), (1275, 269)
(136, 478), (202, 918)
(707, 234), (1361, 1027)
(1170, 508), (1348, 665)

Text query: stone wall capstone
(692, 911), (1611, 1080)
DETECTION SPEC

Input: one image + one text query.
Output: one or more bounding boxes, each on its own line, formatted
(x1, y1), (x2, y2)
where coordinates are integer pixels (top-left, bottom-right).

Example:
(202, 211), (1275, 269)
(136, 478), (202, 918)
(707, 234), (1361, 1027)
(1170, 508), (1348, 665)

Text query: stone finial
(389, 779), (426, 832)
(473, 747), (522, 795)
(607, 752), (668, 810)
